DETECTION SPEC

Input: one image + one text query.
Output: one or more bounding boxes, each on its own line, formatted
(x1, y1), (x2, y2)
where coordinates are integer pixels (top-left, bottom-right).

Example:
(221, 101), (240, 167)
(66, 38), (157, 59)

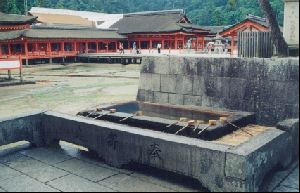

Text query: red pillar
(85, 41), (89, 54)
(61, 41), (65, 54)
(24, 41), (29, 59)
(74, 41), (77, 53)
(0, 44), (2, 57)
(8, 43), (11, 56)
(96, 41), (99, 53)
(150, 39), (153, 49)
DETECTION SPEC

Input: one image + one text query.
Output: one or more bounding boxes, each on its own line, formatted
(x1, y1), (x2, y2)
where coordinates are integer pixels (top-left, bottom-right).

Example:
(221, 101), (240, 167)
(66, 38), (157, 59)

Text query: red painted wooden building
(0, 10), (272, 62)
(220, 15), (271, 55)
(111, 10), (210, 53)
(0, 12), (126, 63)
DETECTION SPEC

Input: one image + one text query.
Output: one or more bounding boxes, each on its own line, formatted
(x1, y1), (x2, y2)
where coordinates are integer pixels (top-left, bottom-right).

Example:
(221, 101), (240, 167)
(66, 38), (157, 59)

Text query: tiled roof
(0, 12), (37, 25)
(111, 10), (208, 34)
(0, 29), (126, 41)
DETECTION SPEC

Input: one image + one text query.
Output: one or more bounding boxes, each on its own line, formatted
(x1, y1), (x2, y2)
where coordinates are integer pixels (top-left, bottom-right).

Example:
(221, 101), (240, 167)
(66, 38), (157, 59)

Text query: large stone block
(183, 95), (202, 106)
(153, 92), (169, 104)
(136, 89), (153, 102)
(0, 112), (44, 147)
(169, 94), (184, 105)
(160, 75), (177, 93)
(175, 75), (193, 95)
(192, 76), (205, 96)
(277, 119), (299, 159)
(229, 78), (248, 100)
(169, 56), (197, 75)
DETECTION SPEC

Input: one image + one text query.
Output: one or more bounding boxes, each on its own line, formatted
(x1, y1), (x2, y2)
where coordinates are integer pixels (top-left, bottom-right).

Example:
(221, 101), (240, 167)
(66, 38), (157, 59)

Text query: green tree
(56, 0), (65, 9)
(0, 0), (285, 26)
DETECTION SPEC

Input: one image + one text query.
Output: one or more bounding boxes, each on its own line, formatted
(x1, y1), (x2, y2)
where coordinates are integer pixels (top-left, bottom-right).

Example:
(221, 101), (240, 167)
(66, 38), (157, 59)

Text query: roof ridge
(246, 14), (268, 22)
(124, 9), (184, 16)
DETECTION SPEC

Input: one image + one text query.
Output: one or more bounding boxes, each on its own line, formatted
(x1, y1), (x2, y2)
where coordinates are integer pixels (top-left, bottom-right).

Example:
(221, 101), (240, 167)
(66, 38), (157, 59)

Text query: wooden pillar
(96, 41), (99, 53)
(150, 39), (153, 51)
(8, 43), (11, 56)
(85, 41), (88, 54)
(35, 42), (38, 52)
(61, 41), (65, 53)
(0, 43), (2, 57)
(74, 41), (77, 53)
(202, 37), (205, 50)
(231, 35), (234, 55)
(8, 70), (12, 80)
(46, 41), (50, 56)
(106, 41), (109, 53)
(24, 41), (29, 65)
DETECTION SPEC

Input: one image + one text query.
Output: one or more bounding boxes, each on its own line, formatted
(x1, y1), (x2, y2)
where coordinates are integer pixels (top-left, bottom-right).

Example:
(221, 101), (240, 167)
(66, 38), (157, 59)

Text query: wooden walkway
(78, 53), (143, 64)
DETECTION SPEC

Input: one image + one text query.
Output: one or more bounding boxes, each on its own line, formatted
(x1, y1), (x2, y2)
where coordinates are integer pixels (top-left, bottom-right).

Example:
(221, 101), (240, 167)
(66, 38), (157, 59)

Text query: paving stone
(0, 175), (58, 192)
(1, 154), (68, 183)
(99, 173), (174, 192)
(0, 153), (29, 164)
(280, 167), (299, 189)
(20, 148), (72, 165)
(132, 173), (201, 192)
(59, 141), (133, 175)
(55, 158), (119, 182)
(47, 174), (114, 192)
(0, 163), (22, 182)
(273, 185), (299, 192)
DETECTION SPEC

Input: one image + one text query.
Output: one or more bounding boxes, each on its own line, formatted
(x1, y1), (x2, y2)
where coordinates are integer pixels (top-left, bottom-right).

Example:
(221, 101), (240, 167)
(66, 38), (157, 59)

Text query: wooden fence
(238, 32), (273, 58)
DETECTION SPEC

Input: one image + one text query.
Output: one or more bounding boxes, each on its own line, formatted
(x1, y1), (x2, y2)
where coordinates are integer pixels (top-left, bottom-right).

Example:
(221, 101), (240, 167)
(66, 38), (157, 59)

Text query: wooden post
(35, 43), (38, 53)
(8, 43), (11, 56)
(74, 41), (77, 53)
(231, 35), (234, 55)
(46, 41), (51, 55)
(150, 39), (153, 53)
(8, 70), (12, 80)
(96, 41), (99, 53)
(85, 41), (89, 54)
(19, 55), (23, 83)
(0, 44), (2, 57)
(61, 41), (65, 54)
(24, 40), (29, 66)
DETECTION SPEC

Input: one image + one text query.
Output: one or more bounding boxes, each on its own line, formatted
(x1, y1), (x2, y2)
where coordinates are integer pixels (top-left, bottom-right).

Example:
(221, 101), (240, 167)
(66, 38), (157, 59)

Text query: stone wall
(137, 56), (299, 125)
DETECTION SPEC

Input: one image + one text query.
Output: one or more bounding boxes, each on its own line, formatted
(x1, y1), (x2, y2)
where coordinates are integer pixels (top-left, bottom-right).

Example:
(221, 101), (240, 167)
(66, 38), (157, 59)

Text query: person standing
(157, 43), (162, 54)
(133, 42), (137, 54)
(119, 42), (124, 54)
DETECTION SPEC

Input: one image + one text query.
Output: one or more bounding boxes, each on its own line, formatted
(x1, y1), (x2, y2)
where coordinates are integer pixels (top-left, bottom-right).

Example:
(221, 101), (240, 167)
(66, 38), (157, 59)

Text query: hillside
(0, 0), (284, 26)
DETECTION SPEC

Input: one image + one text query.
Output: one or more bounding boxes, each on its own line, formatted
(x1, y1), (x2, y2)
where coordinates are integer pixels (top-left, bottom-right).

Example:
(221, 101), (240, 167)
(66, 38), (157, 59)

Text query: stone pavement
(0, 142), (298, 192)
